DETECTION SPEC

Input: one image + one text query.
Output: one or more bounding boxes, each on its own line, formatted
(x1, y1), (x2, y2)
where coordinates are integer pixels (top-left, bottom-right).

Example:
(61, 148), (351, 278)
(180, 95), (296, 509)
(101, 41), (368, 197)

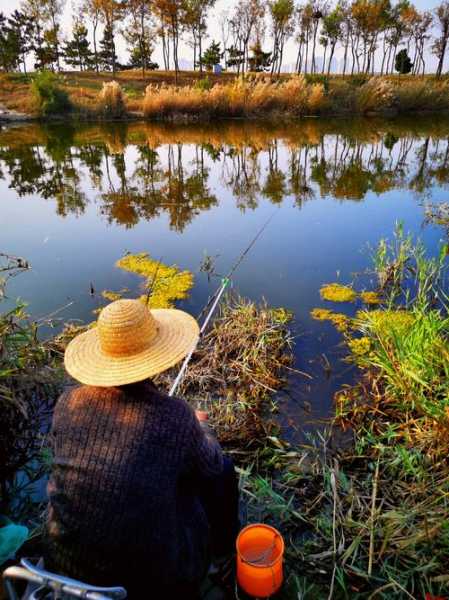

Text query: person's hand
(195, 409), (209, 423)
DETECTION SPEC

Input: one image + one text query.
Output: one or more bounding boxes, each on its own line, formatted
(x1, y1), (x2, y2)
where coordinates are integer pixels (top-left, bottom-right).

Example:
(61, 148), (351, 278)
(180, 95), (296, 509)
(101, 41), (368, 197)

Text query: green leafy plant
(31, 70), (71, 116)
(194, 76), (212, 92)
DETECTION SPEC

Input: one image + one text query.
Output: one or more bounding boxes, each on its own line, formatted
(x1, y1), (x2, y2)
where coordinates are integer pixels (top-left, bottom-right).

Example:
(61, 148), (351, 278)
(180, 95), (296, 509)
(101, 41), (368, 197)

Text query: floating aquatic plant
(310, 307), (350, 332)
(360, 291), (382, 305)
(347, 335), (371, 356)
(102, 289), (128, 302)
(320, 283), (357, 303)
(116, 253), (193, 309)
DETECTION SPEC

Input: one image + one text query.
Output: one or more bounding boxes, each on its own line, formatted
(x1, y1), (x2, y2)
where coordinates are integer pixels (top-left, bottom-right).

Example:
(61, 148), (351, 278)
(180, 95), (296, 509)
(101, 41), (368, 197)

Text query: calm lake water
(1, 117), (448, 440)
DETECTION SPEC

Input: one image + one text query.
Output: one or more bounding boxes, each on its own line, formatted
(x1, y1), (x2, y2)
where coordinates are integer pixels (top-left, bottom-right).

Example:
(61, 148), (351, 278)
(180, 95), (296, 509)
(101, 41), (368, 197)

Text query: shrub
(31, 70), (71, 116)
(194, 76), (212, 92)
(98, 80), (126, 118)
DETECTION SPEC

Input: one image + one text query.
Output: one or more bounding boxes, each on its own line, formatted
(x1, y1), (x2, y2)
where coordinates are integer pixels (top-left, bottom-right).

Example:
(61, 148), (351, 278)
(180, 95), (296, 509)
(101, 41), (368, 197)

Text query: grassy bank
(2, 71), (449, 121)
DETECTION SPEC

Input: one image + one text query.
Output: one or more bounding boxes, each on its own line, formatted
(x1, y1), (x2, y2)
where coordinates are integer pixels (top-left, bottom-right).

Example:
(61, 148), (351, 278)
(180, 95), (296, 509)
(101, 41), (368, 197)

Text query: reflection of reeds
(4, 114), (449, 153)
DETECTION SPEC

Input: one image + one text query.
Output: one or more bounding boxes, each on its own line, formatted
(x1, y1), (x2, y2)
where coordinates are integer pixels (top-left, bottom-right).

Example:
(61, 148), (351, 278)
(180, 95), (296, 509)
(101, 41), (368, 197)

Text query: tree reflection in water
(1, 118), (449, 231)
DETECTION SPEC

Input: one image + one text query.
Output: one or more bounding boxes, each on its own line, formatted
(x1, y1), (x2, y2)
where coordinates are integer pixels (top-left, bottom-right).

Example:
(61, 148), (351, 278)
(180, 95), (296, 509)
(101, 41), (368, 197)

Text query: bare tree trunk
(295, 42), (303, 73)
(93, 16), (99, 72)
(278, 33), (285, 75)
(193, 31), (197, 71)
(140, 5), (146, 77)
(328, 43), (336, 75)
(271, 31), (278, 75)
(305, 36), (309, 74)
(311, 21), (318, 73)
(351, 39), (356, 74)
(342, 36), (349, 75)
(437, 33), (448, 78)
(380, 34), (387, 74)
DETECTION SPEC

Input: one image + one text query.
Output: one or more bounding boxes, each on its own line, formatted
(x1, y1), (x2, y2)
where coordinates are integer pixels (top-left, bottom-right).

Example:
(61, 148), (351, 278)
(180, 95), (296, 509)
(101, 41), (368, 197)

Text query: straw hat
(64, 299), (199, 387)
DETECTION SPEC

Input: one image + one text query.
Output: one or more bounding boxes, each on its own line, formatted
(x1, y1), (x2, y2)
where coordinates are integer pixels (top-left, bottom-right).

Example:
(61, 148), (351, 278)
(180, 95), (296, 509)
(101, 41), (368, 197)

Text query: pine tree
(31, 25), (59, 71)
(63, 20), (93, 70)
(248, 40), (272, 72)
(128, 46), (158, 71)
(99, 23), (117, 72)
(395, 48), (413, 74)
(226, 45), (244, 72)
(200, 40), (222, 70)
(0, 13), (21, 72)
(7, 10), (33, 74)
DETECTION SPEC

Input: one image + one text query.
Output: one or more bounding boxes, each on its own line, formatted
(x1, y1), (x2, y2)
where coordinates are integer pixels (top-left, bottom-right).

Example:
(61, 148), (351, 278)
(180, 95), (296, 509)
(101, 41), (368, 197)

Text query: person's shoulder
(59, 384), (122, 406)
(53, 385), (89, 422)
(151, 385), (196, 424)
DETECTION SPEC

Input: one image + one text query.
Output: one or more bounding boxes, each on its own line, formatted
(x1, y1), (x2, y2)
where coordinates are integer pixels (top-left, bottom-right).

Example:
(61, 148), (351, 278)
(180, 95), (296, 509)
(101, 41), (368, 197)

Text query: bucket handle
(240, 532), (282, 567)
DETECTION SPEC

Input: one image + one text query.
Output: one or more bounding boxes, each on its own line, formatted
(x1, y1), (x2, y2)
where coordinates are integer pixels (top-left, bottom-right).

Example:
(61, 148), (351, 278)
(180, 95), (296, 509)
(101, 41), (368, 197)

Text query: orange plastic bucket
(236, 524), (284, 598)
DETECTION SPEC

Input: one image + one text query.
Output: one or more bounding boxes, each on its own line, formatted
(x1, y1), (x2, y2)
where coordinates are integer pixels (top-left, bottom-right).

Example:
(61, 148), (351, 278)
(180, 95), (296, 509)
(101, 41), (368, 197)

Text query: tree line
(1, 0), (449, 78)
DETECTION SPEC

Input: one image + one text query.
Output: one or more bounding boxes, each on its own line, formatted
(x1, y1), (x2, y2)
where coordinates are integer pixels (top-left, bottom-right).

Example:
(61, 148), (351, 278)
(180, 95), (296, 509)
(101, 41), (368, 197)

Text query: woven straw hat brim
(64, 308), (199, 387)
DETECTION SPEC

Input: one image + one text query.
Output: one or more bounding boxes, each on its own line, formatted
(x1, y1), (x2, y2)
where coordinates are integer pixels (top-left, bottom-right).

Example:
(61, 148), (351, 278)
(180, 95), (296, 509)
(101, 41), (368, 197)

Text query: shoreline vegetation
(2, 71), (449, 122)
(2, 220), (449, 598)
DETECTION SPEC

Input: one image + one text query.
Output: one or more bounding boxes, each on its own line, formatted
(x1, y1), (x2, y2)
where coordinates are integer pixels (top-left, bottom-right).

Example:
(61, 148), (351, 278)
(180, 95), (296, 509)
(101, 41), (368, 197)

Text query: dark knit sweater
(45, 381), (223, 591)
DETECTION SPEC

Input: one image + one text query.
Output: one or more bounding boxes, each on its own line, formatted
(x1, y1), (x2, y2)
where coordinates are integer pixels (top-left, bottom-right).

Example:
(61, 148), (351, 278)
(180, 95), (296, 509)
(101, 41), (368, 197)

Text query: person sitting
(45, 299), (239, 598)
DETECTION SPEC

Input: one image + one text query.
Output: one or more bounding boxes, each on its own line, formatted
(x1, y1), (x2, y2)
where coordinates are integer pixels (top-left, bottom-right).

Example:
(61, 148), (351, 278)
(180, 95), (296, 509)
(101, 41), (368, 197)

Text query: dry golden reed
(142, 76), (324, 119)
(98, 80), (126, 118)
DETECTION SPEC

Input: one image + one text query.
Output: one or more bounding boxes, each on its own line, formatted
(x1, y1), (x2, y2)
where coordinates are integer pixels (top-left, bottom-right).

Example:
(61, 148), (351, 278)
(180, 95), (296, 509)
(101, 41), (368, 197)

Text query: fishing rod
(169, 208), (279, 397)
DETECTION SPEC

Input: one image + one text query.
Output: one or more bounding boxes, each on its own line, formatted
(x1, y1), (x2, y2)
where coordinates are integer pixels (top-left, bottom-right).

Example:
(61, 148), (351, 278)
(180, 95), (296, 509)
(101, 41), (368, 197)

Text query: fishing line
(169, 207), (280, 397)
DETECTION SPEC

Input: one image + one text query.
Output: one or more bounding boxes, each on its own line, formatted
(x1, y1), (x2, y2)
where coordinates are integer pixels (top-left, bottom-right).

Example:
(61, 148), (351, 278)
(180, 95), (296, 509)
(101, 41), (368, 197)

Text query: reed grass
(97, 81), (126, 119)
(157, 295), (294, 449)
(142, 76), (327, 119)
(138, 75), (449, 120)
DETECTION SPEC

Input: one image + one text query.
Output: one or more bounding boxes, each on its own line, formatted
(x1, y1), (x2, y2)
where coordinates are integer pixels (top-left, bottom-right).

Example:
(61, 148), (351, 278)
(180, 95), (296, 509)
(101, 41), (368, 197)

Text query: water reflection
(1, 118), (449, 231)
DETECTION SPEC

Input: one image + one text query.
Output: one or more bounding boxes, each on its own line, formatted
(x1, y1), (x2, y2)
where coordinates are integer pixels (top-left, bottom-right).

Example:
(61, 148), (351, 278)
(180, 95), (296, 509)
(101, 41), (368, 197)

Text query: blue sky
(3, 0), (443, 71)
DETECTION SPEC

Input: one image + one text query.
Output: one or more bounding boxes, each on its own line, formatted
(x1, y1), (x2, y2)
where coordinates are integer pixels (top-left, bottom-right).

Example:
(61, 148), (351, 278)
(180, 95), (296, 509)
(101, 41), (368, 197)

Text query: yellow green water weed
(360, 291), (382, 305)
(310, 307), (351, 332)
(320, 283), (357, 303)
(116, 252), (193, 308)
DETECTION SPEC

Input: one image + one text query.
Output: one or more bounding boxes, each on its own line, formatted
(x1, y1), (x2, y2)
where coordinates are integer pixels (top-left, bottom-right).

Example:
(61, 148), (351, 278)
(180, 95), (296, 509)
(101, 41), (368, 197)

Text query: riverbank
(1, 227), (449, 598)
(1, 71), (449, 122)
